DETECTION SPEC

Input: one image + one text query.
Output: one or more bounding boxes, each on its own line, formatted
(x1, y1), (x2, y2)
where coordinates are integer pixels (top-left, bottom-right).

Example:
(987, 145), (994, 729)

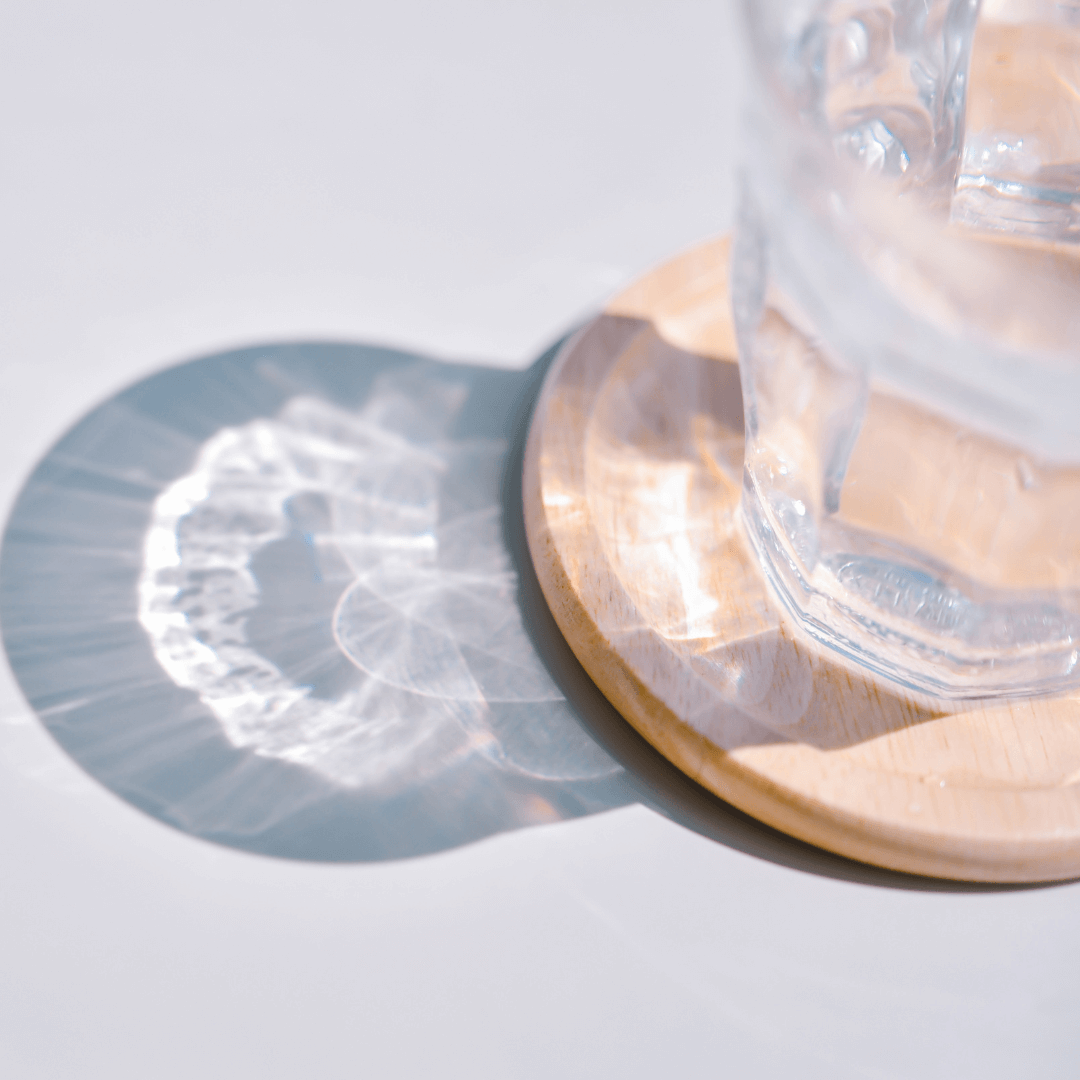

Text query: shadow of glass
(1, 342), (633, 862)
(0, 337), (1042, 889)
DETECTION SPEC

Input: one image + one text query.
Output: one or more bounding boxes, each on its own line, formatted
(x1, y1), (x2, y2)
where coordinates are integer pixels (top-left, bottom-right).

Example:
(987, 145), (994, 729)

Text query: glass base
(740, 472), (1080, 700)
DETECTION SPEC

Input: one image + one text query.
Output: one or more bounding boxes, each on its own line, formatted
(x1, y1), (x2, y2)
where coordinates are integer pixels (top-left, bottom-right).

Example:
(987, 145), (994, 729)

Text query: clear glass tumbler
(733, 0), (1080, 698)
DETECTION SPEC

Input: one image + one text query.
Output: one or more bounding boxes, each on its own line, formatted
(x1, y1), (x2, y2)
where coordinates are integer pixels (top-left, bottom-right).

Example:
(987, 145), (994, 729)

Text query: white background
(2, 2), (1078, 1077)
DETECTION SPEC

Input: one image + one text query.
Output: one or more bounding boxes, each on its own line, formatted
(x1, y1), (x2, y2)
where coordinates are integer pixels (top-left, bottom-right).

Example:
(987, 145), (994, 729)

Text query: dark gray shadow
(0, 336), (1048, 889)
(0, 342), (632, 862)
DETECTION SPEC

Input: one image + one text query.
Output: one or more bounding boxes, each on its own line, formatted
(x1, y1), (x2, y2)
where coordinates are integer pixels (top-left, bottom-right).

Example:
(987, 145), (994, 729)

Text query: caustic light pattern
(138, 369), (616, 789)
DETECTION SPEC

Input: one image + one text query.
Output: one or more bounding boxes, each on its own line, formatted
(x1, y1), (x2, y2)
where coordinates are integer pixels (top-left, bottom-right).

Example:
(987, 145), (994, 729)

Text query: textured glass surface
(736, 0), (1080, 696)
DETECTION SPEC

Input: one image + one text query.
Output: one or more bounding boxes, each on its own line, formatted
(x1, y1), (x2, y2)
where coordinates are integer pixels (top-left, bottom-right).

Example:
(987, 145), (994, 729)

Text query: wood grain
(523, 235), (1080, 882)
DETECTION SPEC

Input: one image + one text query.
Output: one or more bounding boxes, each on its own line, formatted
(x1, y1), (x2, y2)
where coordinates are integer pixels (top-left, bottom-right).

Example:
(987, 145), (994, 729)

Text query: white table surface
(2, 3), (1077, 1077)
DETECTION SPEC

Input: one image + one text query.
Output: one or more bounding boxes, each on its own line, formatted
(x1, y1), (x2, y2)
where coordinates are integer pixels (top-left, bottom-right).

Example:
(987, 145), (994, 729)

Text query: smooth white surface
(1, 3), (1077, 1078)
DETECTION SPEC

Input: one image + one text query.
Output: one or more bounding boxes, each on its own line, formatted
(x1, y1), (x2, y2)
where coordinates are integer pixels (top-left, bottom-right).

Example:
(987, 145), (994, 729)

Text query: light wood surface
(523, 235), (1080, 882)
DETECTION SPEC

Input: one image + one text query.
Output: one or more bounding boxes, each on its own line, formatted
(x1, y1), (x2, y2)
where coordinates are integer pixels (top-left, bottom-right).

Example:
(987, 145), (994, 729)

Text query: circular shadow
(0, 341), (630, 861)
(1, 335), (1047, 888)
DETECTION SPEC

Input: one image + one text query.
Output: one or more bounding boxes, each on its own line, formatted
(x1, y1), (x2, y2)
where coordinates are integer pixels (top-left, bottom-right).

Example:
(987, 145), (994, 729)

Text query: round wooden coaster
(523, 236), (1080, 883)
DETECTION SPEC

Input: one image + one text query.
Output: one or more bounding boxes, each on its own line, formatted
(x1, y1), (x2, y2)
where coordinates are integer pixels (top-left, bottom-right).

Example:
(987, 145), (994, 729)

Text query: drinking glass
(733, 0), (1080, 697)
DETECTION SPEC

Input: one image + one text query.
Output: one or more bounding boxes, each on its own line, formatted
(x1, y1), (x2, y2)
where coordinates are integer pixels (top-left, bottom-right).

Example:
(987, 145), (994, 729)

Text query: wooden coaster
(523, 236), (1080, 882)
